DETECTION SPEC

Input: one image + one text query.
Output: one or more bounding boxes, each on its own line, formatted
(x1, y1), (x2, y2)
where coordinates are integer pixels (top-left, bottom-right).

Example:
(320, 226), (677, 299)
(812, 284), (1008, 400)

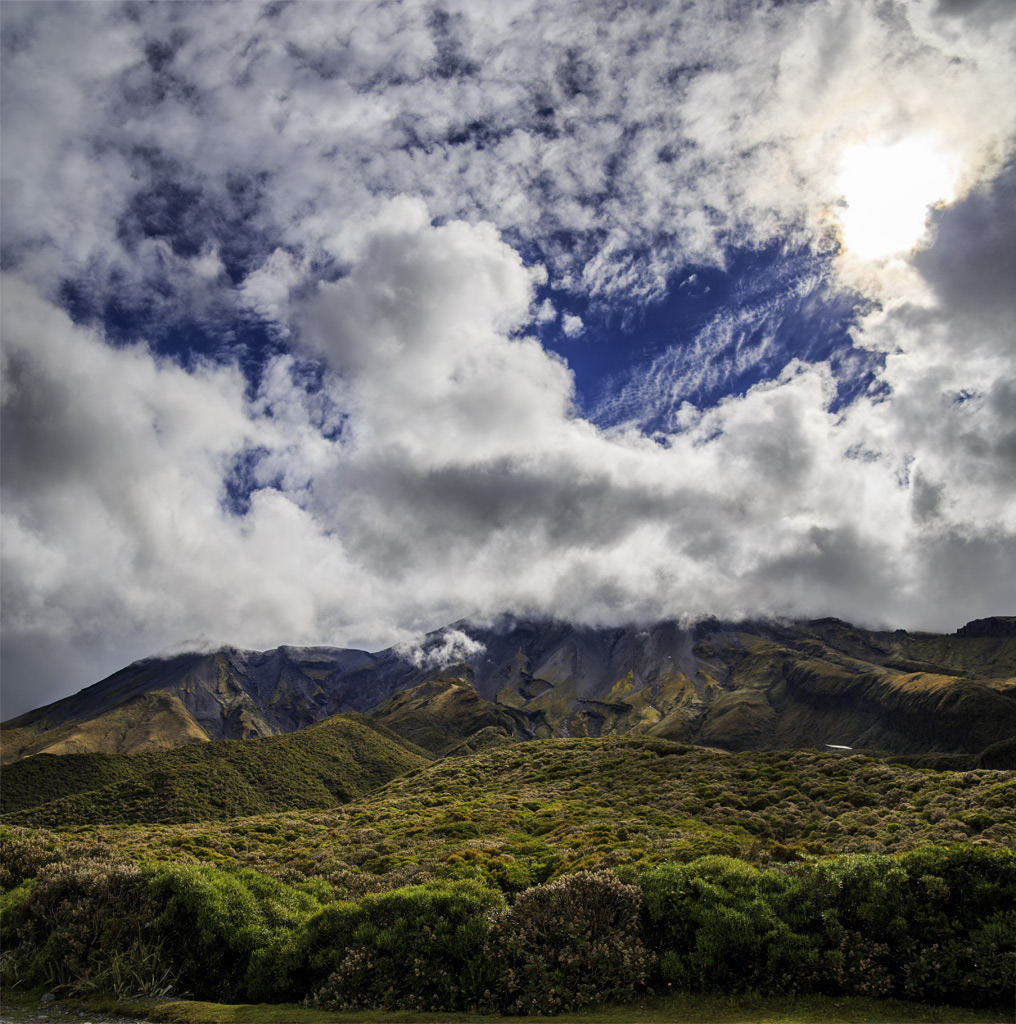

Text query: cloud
(4, 0), (1012, 325)
(396, 628), (487, 671)
(2, 1), (1015, 717)
(3, 200), (1015, 718)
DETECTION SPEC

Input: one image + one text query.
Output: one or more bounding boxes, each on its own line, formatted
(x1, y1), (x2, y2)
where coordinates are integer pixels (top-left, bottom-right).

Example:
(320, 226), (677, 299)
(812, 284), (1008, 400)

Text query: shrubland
(0, 714), (430, 825)
(2, 736), (1014, 1014)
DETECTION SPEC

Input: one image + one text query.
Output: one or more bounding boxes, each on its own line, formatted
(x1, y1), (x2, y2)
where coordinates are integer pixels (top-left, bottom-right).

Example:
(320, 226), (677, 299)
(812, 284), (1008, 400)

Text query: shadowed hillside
(1, 713), (431, 825)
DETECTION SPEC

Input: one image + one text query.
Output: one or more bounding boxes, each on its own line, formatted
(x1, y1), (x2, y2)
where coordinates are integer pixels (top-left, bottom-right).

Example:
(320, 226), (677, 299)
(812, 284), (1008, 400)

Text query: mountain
(2, 616), (1014, 766)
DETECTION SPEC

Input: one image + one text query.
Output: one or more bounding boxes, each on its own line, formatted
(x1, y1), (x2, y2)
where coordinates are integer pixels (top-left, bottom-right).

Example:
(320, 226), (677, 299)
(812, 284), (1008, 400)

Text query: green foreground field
(2, 991), (1012, 1024)
(3, 738), (1014, 1018)
(6, 739), (1015, 896)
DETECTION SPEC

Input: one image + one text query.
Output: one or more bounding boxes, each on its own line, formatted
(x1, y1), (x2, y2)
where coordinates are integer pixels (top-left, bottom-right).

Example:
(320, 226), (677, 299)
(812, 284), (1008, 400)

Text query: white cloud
(4, 0), (1012, 318)
(396, 628), (487, 671)
(2, 1), (1015, 716)
(238, 248), (305, 334)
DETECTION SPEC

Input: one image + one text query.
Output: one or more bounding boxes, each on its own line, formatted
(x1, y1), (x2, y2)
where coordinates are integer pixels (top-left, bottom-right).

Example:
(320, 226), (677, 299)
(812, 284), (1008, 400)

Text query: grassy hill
(3, 734), (1013, 1014)
(1, 713), (431, 826)
(0, 690), (213, 763)
(372, 676), (531, 754)
(5, 737), (1012, 897)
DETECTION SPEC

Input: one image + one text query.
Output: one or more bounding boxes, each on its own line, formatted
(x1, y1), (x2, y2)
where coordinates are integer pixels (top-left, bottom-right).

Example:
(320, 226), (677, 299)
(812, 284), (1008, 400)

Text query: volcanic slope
(0, 713), (431, 826)
(3, 617), (1014, 764)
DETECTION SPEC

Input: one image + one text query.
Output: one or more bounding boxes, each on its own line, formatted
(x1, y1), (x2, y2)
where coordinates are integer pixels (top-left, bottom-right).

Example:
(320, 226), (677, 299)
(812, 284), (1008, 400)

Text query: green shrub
(146, 862), (320, 1002)
(812, 846), (1016, 1005)
(492, 869), (654, 1015)
(895, 847), (1016, 1006)
(640, 856), (820, 996)
(0, 854), (166, 996)
(310, 879), (504, 1012)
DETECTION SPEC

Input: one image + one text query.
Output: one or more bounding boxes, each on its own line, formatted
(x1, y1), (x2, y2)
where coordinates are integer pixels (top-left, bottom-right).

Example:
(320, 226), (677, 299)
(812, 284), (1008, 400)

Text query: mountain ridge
(2, 615), (1014, 765)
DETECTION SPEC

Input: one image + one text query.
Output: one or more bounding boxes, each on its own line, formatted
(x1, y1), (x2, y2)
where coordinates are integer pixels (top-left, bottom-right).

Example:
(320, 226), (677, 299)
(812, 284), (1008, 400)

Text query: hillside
(5, 737), (1011, 898)
(3, 733), (1013, 1012)
(0, 713), (431, 826)
(3, 616), (1014, 764)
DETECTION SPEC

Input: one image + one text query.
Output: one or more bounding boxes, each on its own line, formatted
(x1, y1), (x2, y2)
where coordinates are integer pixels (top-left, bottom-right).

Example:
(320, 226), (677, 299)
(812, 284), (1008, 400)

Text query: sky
(2, 0), (1015, 719)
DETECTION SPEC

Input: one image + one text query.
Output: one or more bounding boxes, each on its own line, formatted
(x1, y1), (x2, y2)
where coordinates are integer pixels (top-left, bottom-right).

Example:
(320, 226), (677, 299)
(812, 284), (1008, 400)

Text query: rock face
(2, 617), (1014, 763)
(956, 617), (1016, 638)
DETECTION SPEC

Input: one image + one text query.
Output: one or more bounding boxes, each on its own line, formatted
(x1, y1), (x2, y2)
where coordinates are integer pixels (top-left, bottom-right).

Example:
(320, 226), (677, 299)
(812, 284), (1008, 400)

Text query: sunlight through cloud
(836, 137), (959, 260)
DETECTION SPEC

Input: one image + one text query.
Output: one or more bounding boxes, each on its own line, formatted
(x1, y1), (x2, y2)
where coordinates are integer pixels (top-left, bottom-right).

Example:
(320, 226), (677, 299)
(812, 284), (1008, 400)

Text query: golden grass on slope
(0, 691), (210, 764)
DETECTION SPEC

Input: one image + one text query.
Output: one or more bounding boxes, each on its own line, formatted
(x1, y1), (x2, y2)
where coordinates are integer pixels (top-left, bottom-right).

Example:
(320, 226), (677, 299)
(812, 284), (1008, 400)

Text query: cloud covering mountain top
(1, 0), (1014, 718)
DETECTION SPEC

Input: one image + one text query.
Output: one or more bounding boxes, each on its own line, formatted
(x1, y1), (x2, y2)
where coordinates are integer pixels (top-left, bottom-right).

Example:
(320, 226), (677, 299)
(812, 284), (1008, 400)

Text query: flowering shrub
(0, 831), (66, 889)
(0, 854), (163, 996)
(491, 869), (654, 1015)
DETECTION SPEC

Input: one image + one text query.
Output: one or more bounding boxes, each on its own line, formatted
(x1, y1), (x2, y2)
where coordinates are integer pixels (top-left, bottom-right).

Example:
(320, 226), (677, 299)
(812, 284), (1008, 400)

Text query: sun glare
(836, 137), (958, 260)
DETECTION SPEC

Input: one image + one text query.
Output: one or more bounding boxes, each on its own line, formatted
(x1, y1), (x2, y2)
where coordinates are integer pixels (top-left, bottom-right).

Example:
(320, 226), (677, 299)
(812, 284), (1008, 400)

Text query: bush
(492, 869), (654, 1015)
(310, 879), (504, 1012)
(639, 856), (820, 995)
(0, 854), (170, 997)
(812, 853), (909, 997)
(814, 846), (1016, 1005)
(896, 847), (1016, 1006)
(0, 830), (68, 889)
(639, 848), (1016, 1008)
(146, 862), (320, 1002)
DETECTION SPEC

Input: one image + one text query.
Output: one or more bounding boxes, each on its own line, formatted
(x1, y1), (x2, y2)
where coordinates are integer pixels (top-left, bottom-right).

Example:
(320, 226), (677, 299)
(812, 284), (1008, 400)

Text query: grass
(3, 737), (1013, 1020)
(2, 992), (1009, 1024)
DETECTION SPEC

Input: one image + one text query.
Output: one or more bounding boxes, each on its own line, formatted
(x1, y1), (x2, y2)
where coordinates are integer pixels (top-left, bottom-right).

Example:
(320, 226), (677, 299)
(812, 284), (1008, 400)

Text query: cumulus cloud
(3, 0), (1012, 319)
(3, 195), (1014, 716)
(2, 0), (1015, 716)
(396, 629), (487, 671)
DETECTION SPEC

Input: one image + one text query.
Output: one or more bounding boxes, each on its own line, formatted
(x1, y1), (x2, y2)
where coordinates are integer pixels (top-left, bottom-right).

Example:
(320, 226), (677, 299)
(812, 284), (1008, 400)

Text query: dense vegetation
(2, 735), (1014, 1014)
(1, 840), (1012, 1012)
(5, 738), (1011, 894)
(1, 714), (430, 825)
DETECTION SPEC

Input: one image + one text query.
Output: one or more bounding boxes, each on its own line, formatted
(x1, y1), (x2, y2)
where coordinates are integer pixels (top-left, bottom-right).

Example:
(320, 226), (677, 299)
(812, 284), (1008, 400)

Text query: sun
(836, 137), (958, 260)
